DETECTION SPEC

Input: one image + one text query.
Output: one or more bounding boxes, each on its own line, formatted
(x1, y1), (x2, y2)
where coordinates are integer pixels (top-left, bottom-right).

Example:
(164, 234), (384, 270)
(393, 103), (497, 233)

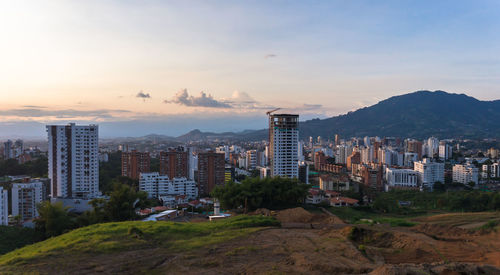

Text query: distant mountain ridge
(298, 90), (500, 139)
(113, 90), (500, 141)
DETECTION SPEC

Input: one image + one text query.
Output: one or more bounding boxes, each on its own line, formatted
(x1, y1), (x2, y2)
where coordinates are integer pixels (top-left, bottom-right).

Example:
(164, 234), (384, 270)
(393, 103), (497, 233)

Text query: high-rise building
(245, 150), (258, 170)
(3, 140), (13, 159)
(224, 165), (235, 184)
(197, 152), (225, 195)
(426, 137), (440, 157)
(47, 123), (99, 199)
(407, 140), (423, 159)
(439, 142), (453, 160)
(314, 151), (327, 171)
(121, 151), (150, 180)
(347, 151), (361, 171)
(11, 181), (44, 222)
(414, 158), (444, 191)
(453, 163), (479, 185)
(159, 150), (189, 179)
(0, 187), (8, 226)
(269, 114), (299, 178)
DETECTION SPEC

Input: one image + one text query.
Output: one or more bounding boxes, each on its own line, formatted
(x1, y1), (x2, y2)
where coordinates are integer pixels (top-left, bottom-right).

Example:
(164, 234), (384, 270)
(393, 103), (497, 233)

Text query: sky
(1, 0), (500, 138)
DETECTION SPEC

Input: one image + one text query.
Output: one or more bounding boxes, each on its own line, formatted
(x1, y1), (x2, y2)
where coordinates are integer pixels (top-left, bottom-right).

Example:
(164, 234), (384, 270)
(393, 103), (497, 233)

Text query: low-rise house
(330, 196), (359, 207)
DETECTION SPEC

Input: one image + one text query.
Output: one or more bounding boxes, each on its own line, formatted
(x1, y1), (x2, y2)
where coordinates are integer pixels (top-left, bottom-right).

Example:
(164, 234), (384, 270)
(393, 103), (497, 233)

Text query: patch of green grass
(476, 220), (499, 231)
(327, 207), (417, 227)
(0, 215), (279, 267)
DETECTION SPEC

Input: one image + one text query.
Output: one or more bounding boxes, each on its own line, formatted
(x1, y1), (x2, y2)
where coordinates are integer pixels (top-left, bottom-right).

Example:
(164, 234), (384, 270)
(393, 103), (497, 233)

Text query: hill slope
(299, 90), (500, 139)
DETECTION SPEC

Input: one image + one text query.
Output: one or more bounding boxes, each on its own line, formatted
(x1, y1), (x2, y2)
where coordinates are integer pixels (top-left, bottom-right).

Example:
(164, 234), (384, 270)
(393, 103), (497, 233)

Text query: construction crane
(266, 108), (281, 116)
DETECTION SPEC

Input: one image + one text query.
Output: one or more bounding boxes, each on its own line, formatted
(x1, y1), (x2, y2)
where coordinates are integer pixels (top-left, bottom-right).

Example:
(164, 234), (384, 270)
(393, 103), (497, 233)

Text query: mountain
(298, 90), (500, 139)
(106, 90), (500, 142)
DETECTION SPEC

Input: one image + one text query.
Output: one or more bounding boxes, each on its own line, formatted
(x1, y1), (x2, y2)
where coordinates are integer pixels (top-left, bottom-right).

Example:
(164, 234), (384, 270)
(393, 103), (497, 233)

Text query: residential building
(346, 151), (360, 171)
(414, 158), (444, 191)
(121, 151), (150, 180)
(385, 168), (419, 190)
(159, 150), (189, 179)
(439, 142), (453, 160)
(139, 172), (198, 199)
(487, 148), (499, 159)
(482, 162), (500, 179)
(47, 123), (99, 199)
(298, 162), (309, 184)
(224, 165), (235, 183)
(0, 187), (7, 226)
(314, 151), (327, 170)
(246, 150), (258, 170)
(3, 140), (13, 159)
(11, 181), (44, 222)
(406, 139), (423, 159)
(269, 113), (299, 178)
(453, 163), (479, 185)
(197, 152), (225, 195)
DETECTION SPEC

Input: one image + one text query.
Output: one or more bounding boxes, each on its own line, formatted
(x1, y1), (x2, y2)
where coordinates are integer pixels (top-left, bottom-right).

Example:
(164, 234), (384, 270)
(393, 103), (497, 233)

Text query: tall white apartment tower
(0, 187), (8, 225)
(269, 114), (299, 178)
(47, 123), (99, 199)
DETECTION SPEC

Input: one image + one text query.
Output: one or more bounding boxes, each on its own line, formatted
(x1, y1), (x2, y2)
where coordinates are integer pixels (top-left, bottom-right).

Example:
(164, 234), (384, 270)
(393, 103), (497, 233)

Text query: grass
(327, 207), (418, 227)
(0, 215), (279, 267)
(0, 226), (44, 255)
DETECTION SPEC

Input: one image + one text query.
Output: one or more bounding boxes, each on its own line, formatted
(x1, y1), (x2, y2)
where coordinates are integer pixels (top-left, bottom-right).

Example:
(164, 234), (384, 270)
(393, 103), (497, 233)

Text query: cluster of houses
(306, 188), (359, 207)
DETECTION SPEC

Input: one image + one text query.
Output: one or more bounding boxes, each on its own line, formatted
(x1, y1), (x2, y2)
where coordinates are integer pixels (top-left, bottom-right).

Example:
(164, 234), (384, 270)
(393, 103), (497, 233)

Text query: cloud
(301, 104), (323, 110)
(265, 54), (277, 59)
(164, 89), (232, 108)
(136, 91), (151, 99)
(0, 108), (131, 120)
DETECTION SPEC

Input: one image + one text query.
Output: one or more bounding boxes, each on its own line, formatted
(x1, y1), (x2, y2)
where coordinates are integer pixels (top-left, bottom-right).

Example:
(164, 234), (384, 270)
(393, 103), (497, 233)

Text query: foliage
(0, 215), (279, 267)
(34, 201), (74, 238)
(0, 226), (44, 255)
(99, 151), (123, 193)
(0, 156), (48, 177)
(79, 183), (148, 226)
(372, 190), (500, 214)
(211, 177), (310, 211)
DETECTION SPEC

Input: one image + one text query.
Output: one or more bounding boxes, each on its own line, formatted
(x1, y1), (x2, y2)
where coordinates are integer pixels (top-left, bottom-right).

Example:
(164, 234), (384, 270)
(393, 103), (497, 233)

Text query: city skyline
(2, 1), (500, 137)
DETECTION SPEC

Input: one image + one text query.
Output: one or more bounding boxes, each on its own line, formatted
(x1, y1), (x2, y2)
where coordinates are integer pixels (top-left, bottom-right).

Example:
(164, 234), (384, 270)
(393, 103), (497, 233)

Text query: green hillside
(0, 216), (279, 273)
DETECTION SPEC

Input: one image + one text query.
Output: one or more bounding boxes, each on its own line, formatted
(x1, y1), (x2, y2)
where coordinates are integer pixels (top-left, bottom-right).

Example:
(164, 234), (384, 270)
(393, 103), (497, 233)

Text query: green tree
(104, 183), (147, 221)
(34, 201), (74, 238)
(211, 177), (309, 211)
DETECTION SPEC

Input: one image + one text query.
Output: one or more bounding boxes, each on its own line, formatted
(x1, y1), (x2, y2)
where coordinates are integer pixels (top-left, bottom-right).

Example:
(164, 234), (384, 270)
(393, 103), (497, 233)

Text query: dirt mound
(276, 207), (314, 223)
(275, 207), (339, 225)
(414, 223), (476, 240)
(370, 262), (500, 275)
(252, 208), (271, 216)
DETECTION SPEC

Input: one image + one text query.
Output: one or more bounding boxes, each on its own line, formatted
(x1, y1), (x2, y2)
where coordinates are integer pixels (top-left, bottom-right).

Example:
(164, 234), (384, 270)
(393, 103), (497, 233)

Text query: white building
(0, 187), (8, 226)
(453, 163), (479, 185)
(246, 150), (258, 170)
(414, 158), (444, 191)
(269, 114), (299, 178)
(11, 181), (44, 221)
(404, 152), (419, 167)
(439, 142), (453, 160)
(482, 163), (500, 179)
(426, 137), (440, 157)
(139, 172), (198, 199)
(385, 168), (419, 190)
(335, 145), (353, 164)
(47, 123), (99, 199)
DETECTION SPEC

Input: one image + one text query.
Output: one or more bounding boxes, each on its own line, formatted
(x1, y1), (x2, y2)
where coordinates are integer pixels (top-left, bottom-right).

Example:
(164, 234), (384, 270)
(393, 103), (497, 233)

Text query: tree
(211, 177), (310, 211)
(34, 202), (73, 238)
(104, 183), (147, 221)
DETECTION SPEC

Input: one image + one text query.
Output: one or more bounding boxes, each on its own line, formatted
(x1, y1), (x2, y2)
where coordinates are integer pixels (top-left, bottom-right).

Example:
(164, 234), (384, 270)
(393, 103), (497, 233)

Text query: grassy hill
(0, 215), (278, 273)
